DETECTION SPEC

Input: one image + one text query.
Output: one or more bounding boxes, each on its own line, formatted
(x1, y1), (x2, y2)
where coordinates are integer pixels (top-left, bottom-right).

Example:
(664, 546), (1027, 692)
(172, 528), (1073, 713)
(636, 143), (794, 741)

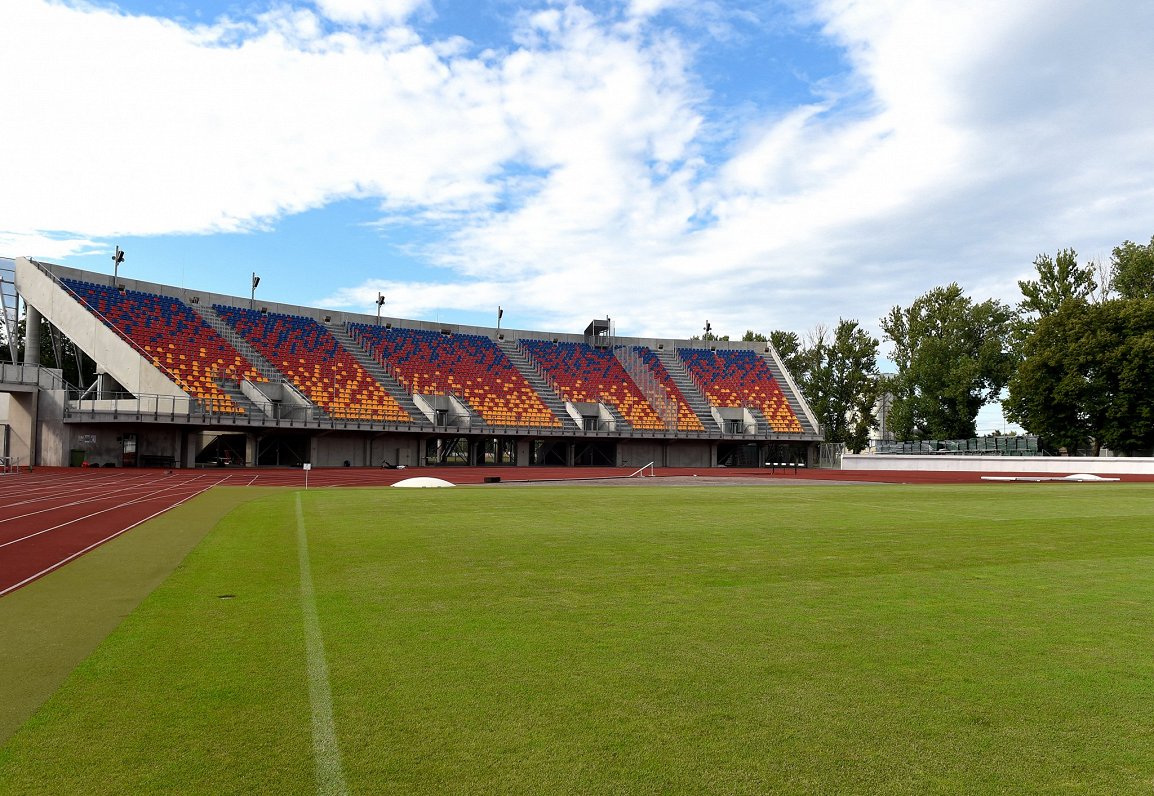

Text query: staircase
(190, 304), (282, 382)
(759, 351), (819, 435)
(602, 402), (630, 432)
(497, 340), (578, 428)
(188, 304), (281, 416)
(327, 323), (428, 424)
(655, 349), (719, 431)
(749, 407), (770, 436)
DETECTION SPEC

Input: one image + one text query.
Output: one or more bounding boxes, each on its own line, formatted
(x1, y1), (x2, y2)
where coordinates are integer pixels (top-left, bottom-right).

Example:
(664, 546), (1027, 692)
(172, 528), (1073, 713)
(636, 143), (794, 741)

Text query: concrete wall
(313, 434), (368, 467)
(16, 258), (187, 399)
(36, 390), (67, 466)
(0, 393), (32, 465)
(665, 442), (713, 468)
(842, 453), (1154, 476)
(618, 440), (665, 469)
(63, 424), (184, 467)
(313, 433), (422, 467)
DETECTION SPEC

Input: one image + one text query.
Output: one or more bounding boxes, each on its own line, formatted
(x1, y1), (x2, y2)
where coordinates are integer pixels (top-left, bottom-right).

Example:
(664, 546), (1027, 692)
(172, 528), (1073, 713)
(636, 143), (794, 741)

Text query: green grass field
(4, 484), (1154, 794)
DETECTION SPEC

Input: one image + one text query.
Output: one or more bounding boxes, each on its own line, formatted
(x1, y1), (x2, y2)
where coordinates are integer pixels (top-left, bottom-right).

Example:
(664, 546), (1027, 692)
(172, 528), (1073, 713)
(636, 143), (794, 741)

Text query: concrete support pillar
(25, 304), (41, 365)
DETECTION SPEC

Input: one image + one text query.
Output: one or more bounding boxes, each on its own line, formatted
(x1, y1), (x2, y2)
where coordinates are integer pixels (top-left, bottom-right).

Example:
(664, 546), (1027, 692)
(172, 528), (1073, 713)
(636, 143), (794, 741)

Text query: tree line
(701, 234), (1154, 456)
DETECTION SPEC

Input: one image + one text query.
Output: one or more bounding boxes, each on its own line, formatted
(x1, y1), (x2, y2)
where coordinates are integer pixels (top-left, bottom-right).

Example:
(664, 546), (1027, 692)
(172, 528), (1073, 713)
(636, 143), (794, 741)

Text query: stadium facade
(0, 257), (823, 469)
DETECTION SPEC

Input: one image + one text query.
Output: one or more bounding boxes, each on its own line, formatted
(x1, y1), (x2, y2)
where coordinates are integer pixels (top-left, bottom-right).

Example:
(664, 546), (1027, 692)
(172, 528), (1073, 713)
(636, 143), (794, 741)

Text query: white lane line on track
(295, 493), (349, 796)
(0, 472), (224, 514)
(0, 477), (233, 549)
(0, 478), (218, 524)
(0, 481), (221, 597)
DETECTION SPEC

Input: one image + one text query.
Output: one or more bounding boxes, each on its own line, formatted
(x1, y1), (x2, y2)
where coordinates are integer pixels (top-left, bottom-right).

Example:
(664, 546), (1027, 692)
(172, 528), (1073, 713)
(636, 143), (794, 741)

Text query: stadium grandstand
(0, 257), (822, 469)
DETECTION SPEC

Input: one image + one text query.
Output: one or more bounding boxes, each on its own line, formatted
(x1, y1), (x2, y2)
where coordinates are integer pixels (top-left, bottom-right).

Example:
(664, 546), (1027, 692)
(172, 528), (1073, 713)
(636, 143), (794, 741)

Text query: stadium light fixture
(111, 246), (125, 286)
(250, 272), (260, 310)
(497, 305), (503, 330)
(376, 293), (385, 326)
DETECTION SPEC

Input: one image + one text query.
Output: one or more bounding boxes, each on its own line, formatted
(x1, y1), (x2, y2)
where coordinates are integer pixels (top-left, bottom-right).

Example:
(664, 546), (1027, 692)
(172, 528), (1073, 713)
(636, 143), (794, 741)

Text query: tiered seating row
(58, 278), (808, 434)
(678, 348), (802, 432)
(62, 279), (264, 413)
(626, 346), (705, 432)
(215, 307), (409, 422)
(351, 325), (561, 427)
(521, 340), (666, 430)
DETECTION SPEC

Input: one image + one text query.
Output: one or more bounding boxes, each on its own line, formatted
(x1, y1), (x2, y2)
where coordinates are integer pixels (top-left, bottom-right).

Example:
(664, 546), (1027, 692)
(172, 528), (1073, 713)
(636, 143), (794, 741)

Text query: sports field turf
(3, 483), (1154, 794)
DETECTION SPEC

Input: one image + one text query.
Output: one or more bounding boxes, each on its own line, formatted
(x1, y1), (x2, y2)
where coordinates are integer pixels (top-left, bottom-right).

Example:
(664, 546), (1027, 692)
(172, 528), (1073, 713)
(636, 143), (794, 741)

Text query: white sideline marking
(295, 493), (349, 796)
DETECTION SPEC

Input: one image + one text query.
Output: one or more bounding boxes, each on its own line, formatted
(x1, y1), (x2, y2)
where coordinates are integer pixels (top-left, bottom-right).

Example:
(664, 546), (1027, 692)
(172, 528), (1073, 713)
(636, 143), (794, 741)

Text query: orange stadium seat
(62, 279), (265, 413)
(349, 325), (561, 428)
(214, 306), (409, 422)
(520, 340), (667, 430)
(678, 348), (802, 433)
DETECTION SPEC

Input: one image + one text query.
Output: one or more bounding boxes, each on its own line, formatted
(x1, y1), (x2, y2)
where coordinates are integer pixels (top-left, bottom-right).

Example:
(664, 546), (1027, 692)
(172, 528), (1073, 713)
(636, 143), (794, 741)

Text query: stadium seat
(61, 279), (264, 413)
(678, 348), (802, 432)
(349, 325), (561, 428)
(520, 340), (666, 430)
(215, 306), (410, 422)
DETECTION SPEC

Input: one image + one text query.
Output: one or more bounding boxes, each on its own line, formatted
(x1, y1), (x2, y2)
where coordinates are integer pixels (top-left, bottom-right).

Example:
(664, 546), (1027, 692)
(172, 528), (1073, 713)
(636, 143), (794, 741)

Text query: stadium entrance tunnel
(425, 436), (470, 466)
(255, 432), (309, 467)
(531, 439), (616, 466)
(196, 433), (247, 468)
(421, 436), (519, 466)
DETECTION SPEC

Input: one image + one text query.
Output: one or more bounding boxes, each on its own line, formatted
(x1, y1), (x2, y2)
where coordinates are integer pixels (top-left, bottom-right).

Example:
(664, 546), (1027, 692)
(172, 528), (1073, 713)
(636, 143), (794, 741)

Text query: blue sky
(4, 0), (1154, 433)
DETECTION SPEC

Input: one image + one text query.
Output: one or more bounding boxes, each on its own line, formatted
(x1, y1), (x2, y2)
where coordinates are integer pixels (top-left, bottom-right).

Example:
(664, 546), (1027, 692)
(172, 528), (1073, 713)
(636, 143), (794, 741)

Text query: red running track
(6, 464), (1143, 596)
(0, 466), (653, 595)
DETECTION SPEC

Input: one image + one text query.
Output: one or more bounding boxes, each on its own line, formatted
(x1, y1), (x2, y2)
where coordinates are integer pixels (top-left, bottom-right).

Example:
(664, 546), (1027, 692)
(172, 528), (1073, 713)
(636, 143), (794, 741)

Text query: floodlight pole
(497, 306), (503, 331)
(111, 246), (125, 287)
(250, 272), (260, 310)
(376, 293), (385, 326)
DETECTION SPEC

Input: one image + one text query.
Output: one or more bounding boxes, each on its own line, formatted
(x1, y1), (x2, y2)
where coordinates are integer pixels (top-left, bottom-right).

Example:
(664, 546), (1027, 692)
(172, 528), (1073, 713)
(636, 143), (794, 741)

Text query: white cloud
(0, 232), (99, 261)
(313, 0), (429, 27)
(1, 0), (512, 235)
(4, 0), (1154, 350)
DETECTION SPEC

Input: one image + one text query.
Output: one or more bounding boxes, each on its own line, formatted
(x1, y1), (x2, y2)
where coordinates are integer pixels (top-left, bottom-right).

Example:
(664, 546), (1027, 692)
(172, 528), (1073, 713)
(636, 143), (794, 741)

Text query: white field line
(0, 481), (221, 597)
(295, 493), (349, 796)
(0, 478), (231, 549)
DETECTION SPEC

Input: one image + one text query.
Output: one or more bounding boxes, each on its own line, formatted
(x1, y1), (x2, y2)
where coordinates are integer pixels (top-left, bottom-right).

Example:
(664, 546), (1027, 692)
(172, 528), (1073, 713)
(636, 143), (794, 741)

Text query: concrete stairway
(758, 351), (818, 434)
(497, 340), (578, 428)
(187, 303), (282, 416)
(655, 349), (719, 431)
(326, 323), (429, 424)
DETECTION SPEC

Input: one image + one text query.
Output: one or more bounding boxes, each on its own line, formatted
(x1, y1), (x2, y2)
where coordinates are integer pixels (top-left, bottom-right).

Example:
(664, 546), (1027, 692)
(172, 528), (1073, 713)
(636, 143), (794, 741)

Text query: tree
(880, 284), (1016, 440)
(758, 324), (880, 451)
(6, 315), (95, 388)
(767, 329), (804, 381)
(800, 320), (881, 453)
(1111, 236), (1154, 299)
(1004, 302), (1105, 454)
(1018, 248), (1097, 318)
(1006, 298), (1154, 455)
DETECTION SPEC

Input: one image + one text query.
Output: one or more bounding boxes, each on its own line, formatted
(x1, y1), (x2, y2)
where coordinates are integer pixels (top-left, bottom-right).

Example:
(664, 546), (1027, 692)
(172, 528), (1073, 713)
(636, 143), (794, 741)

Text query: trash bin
(69, 449), (86, 467)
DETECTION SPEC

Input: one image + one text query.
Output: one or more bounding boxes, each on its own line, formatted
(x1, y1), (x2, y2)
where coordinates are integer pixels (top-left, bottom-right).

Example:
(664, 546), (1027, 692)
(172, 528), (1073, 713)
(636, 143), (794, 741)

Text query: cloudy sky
(4, 1), (1153, 375)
